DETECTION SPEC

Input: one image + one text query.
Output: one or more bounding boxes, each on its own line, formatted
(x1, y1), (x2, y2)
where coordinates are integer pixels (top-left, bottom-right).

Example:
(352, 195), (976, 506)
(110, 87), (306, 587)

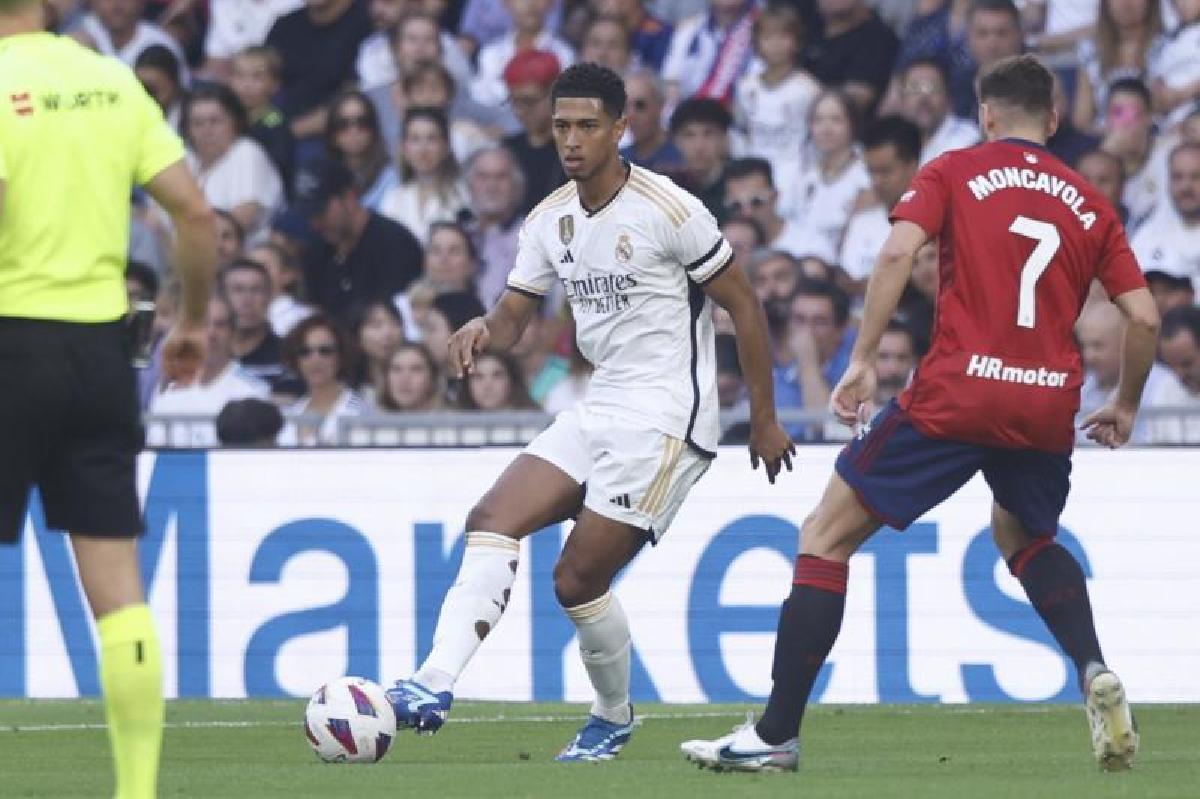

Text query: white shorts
(524, 405), (712, 542)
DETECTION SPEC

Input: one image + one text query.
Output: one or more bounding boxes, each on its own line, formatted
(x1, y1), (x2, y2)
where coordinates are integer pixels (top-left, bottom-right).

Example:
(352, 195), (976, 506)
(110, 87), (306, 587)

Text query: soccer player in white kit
(387, 63), (794, 761)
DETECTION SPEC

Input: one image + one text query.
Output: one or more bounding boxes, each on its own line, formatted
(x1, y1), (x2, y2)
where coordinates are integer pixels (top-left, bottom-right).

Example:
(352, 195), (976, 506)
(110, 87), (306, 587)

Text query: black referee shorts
(0, 317), (144, 543)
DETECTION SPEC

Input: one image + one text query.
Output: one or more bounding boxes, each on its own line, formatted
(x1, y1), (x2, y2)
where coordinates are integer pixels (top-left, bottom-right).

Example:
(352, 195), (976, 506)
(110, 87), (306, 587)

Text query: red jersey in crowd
(890, 138), (1146, 453)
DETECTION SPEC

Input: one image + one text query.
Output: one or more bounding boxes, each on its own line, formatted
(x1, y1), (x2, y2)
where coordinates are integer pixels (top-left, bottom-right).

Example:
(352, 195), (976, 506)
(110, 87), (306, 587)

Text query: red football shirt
(890, 139), (1146, 452)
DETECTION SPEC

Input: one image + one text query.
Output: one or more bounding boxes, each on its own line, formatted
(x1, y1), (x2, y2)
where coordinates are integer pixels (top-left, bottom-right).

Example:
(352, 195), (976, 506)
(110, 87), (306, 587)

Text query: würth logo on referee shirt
(10, 93), (33, 116)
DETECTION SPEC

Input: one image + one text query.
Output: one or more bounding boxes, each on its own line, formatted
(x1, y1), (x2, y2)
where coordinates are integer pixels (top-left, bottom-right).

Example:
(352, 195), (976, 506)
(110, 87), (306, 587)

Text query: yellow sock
(97, 603), (163, 799)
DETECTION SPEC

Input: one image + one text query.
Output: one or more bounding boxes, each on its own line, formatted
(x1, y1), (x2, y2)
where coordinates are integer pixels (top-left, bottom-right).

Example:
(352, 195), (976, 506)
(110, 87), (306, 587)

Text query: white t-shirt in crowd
(187, 137), (284, 238)
(790, 156), (870, 260)
(1044, 0), (1099, 35)
(1079, 365), (1200, 444)
(732, 70), (821, 215)
(205, 0), (303, 60)
(379, 181), (469, 245)
(147, 362), (269, 446)
(269, 294), (315, 338)
(78, 16), (190, 84)
(471, 31), (576, 109)
(506, 166), (732, 453)
(920, 114), (980, 165)
(838, 205), (891, 280)
(1130, 203), (1200, 280)
(771, 217), (836, 263)
(279, 389), (366, 446)
(1148, 22), (1200, 126)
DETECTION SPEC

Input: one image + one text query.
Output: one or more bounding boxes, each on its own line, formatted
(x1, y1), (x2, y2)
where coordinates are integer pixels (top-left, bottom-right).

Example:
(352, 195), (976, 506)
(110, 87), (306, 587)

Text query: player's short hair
(669, 97), (733, 134)
(902, 56), (951, 91)
(967, 0), (1020, 26)
(978, 55), (1053, 117)
(134, 45), (182, 86)
(220, 258), (272, 292)
(1106, 77), (1152, 109)
(861, 115), (922, 164)
(235, 45), (284, 80)
(1161, 305), (1200, 344)
(724, 157), (775, 189)
(551, 62), (627, 119)
(793, 278), (851, 328)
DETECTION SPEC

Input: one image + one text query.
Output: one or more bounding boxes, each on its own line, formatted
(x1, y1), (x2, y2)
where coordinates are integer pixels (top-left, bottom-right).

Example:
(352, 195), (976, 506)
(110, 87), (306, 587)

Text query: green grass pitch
(2, 701), (1197, 797)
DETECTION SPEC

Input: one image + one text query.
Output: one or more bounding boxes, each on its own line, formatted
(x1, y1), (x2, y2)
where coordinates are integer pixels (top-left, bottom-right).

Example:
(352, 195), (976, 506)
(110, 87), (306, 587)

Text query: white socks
(565, 592), (633, 726)
(414, 532), (520, 694)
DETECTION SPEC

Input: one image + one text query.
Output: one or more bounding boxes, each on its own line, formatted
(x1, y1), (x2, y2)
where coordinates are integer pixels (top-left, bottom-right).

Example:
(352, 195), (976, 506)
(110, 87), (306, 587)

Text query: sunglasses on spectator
(725, 194), (771, 214)
(333, 115), (372, 132)
(298, 345), (338, 358)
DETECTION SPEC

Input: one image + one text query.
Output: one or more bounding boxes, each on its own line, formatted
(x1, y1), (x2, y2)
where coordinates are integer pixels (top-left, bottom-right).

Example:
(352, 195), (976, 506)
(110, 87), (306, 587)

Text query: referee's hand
(161, 323), (207, 387)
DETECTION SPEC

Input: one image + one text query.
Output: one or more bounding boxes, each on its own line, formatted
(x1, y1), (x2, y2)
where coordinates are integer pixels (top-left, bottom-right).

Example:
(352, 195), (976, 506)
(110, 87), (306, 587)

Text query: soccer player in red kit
(681, 55), (1161, 773)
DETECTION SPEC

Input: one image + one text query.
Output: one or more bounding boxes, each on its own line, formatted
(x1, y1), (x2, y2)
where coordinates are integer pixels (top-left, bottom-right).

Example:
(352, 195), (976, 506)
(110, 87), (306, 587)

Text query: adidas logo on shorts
(609, 494), (631, 509)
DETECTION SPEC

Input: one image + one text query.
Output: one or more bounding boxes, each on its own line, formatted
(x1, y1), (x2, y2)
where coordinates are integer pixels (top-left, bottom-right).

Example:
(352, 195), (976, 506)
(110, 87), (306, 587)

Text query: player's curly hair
(551, 63), (626, 119)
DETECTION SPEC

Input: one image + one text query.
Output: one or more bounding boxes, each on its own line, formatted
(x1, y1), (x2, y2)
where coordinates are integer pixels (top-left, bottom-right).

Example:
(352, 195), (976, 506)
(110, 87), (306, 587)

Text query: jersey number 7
(1009, 215), (1061, 330)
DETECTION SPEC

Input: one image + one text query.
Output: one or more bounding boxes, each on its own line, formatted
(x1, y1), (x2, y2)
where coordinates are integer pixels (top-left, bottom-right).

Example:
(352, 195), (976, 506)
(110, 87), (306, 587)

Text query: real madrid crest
(559, 215), (574, 246)
(615, 233), (633, 264)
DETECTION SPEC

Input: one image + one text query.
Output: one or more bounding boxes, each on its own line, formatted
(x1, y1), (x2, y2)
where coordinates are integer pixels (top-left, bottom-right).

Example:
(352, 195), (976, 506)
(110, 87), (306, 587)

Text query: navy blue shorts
(835, 400), (1071, 536)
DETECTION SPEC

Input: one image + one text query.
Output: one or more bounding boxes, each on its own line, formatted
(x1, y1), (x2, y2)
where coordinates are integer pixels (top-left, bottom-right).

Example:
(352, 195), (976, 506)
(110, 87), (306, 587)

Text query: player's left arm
(832, 220), (929, 424)
(701, 264), (795, 483)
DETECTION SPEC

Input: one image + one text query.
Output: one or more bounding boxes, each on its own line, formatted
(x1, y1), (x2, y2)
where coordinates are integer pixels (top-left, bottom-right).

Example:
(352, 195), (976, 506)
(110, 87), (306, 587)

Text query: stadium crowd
(43, 0), (1200, 444)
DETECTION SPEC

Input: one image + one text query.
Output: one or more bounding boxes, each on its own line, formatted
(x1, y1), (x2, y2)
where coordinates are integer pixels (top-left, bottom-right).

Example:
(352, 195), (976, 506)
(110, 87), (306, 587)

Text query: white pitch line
(3, 710), (748, 733)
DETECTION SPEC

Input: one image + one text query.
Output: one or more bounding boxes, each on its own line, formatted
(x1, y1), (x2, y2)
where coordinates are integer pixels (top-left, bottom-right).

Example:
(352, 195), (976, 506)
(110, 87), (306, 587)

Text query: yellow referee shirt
(0, 33), (184, 322)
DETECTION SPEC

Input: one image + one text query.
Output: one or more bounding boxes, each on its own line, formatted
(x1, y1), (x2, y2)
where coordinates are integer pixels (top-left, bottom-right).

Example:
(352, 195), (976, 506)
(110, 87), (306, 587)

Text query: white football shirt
(506, 165), (732, 454)
(732, 70), (821, 213)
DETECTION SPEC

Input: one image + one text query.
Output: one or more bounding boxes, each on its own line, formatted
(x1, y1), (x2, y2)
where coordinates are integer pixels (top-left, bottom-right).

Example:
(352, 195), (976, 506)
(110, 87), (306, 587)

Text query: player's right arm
(447, 289), (540, 377)
(1080, 287), (1160, 448)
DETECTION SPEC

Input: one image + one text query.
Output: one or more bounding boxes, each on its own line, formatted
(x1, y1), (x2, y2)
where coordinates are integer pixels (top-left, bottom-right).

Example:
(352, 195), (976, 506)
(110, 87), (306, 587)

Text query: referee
(0, 5), (216, 798)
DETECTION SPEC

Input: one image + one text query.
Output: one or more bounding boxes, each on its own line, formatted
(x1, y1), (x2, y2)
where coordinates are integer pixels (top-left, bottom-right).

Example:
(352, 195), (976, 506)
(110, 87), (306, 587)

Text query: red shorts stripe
(1009, 537), (1056, 579)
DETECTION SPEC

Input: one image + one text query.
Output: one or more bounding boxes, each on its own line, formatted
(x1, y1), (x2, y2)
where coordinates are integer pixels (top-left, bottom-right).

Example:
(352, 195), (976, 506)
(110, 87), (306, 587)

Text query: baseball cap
(292, 156), (356, 219)
(503, 49), (561, 88)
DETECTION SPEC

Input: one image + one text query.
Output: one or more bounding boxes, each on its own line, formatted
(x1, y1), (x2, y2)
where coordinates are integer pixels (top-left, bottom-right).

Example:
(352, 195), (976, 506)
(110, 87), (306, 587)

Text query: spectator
(541, 340), (593, 413)
(595, 0), (674, 69)
(247, 241), (316, 336)
(418, 288), (454, 370)
(619, 70), (683, 172)
(1047, 72), (1102, 167)
(733, 4), (821, 216)
(461, 146), (526, 307)
(376, 342), (446, 411)
(1102, 78), (1168, 227)
(297, 156), (424, 325)
(898, 57), (979, 164)
(266, 0), (372, 142)
(214, 208), (246, 269)
(221, 259), (286, 385)
(1077, 300), (1193, 443)
(326, 90), (400, 211)
(715, 332), (746, 410)
(893, 0), (972, 107)
(423, 289), (487, 372)
(458, 352), (538, 410)
(951, 0), (1023, 118)
(775, 279), (858, 415)
(1131, 142), (1200, 302)
(803, 0), (900, 114)
(791, 90), (870, 260)
(425, 221), (480, 295)
(1077, 148), (1130, 225)
(125, 260), (160, 307)
(74, 0), (188, 78)
(1074, 0), (1164, 133)
(148, 295), (270, 446)
(279, 313), (367, 445)
(746, 248), (801, 317)
(502, 50), (567, 216)
(662, 0), (760, 104)
(724, 158), (819, 261)
(215, 398), (286, 446)
(721, 215), (766, 276)
(875, 318), (919, 404)
(1160, 305), (1200, 395)
(580, 14), (637, 74)
(472, 0), (575, 111)
(134, 45), (185, 132)
(1021, 0), (1099, 55)
(203, 0), (304, 81)
(1149, 0), (1200, 127)
(380, 107), (469, 243)
(358, 0), (409, 91)
(230, 46), (297, 196)
(840, 115), (922, 292)
(352, 299), (406, 401)
(183, 84), (284, 238)
(459, 0), (565, 57)
(895, 238), (937, 349)
(509, 302), (569, 403)
(669, 97), (733, 221)
(400, 62), (495, 162)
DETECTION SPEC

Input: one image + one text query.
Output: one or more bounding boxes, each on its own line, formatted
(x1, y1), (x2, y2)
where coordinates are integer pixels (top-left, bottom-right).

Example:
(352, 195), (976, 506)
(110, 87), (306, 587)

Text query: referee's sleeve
(675, 204), (733, 286)
(132, 81), (186, 186)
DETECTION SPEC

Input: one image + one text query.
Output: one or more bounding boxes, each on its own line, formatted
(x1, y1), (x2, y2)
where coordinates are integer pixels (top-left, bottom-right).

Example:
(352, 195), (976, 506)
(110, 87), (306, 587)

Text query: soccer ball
(304, 676), (397, 764)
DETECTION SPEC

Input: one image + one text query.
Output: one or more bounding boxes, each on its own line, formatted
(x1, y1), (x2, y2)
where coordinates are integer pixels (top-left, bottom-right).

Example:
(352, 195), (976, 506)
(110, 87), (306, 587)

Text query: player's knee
(552, 557), (607, 609)
(799, 507), (847, 560)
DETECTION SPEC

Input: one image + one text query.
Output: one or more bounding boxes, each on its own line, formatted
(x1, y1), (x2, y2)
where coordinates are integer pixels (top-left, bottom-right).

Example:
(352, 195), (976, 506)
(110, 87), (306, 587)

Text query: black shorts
(0, 317), (144, 542)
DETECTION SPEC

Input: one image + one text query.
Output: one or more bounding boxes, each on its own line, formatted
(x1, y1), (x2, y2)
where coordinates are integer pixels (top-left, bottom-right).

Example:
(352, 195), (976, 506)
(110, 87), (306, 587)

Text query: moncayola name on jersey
(966, 168), (1098, 230)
